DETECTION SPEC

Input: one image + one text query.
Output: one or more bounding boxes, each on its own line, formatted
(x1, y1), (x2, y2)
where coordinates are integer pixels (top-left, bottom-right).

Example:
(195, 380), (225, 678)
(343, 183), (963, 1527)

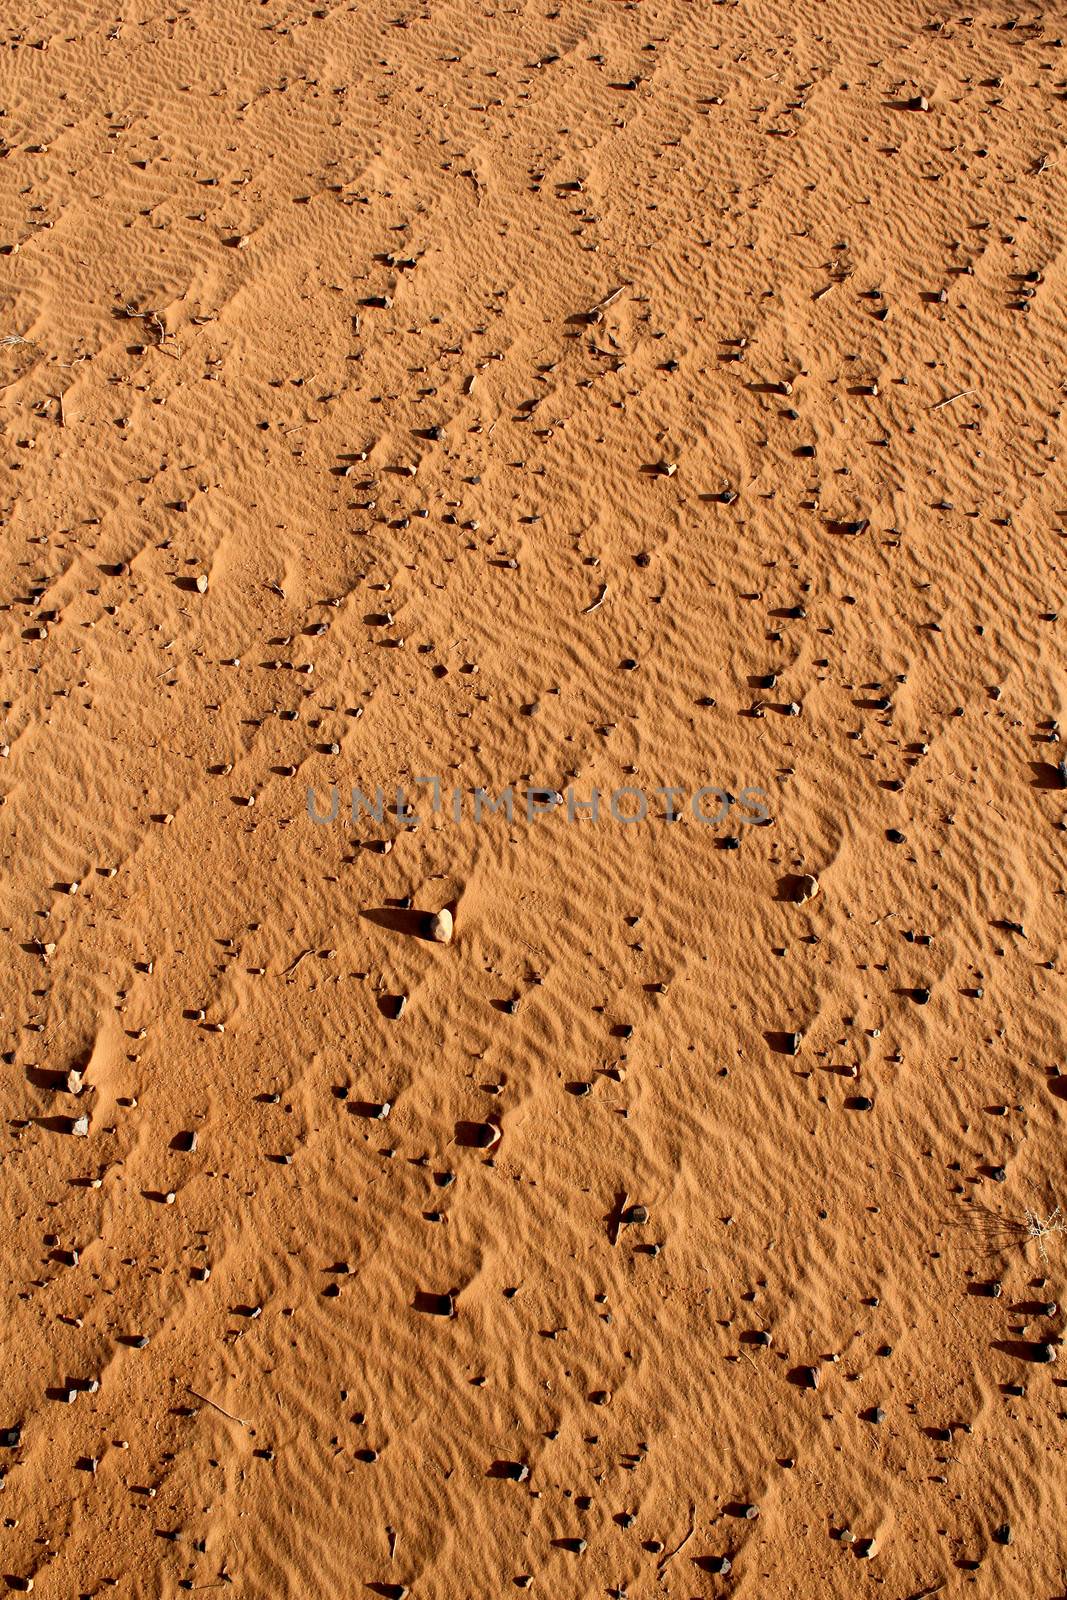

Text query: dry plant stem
(187, 1387), (250, 1429)
(657, 1503), (696, 1574)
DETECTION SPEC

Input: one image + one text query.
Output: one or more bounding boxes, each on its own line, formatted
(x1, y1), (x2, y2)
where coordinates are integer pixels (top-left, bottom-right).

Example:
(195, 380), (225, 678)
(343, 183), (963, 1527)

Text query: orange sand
(1, 1), (1066, 1595)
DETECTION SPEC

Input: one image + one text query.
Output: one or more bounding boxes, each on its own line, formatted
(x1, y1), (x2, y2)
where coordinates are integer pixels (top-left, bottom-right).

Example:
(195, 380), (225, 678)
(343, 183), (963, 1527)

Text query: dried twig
(953, 1195), (1064, 1262)
(930, 388), (975, 410)
(658, 1503), (696, 1575)
(594, 283), (630, 311)
(1024, 1204), (1064, 1264)
(187, 1386), (250, 1428)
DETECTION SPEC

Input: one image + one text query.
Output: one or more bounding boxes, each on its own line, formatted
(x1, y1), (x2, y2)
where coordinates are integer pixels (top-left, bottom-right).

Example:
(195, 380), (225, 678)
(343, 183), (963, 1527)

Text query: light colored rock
(428, 907), (453, 944)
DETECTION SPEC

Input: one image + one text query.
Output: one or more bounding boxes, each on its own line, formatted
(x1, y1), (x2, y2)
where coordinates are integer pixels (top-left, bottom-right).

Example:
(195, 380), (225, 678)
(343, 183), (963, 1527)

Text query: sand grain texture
(1, 0), (1066, 1595)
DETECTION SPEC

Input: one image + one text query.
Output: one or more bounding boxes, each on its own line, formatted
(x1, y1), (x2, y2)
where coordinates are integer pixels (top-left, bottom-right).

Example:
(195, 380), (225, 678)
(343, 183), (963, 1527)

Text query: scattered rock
(701, 1555), (732, 1575)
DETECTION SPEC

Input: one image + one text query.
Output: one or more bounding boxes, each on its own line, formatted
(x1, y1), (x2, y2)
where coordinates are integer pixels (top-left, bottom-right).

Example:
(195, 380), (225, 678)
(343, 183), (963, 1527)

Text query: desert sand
(1, 0), (1066, 1595)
